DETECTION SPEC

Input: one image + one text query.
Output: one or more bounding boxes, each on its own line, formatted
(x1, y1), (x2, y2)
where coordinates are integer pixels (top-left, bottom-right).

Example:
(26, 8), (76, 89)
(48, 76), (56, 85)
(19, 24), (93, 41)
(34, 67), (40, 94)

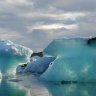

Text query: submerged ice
(0, 39), (33, 76)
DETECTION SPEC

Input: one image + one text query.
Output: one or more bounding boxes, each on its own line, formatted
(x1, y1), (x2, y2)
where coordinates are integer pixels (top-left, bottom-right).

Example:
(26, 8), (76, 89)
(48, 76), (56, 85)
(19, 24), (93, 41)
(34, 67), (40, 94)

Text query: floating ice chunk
(40, 37), (96, 82)
(23, 57), (56, 75)
(0, 39), (33, 57)
(0, 39), (33, 75)
(16, 56), (41, 74)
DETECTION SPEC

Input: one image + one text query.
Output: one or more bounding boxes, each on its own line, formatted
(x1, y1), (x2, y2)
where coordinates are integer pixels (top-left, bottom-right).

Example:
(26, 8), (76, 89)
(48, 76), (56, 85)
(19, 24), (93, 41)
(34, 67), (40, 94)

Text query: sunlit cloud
(27, 24), (78, 31)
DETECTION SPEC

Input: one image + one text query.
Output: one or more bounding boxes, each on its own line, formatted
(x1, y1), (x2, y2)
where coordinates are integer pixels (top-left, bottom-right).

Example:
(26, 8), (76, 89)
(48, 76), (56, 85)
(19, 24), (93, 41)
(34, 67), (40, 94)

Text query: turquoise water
(0, 79), (27, 96)
(1, 75), (96, 96)
(0, 75), (51, 96)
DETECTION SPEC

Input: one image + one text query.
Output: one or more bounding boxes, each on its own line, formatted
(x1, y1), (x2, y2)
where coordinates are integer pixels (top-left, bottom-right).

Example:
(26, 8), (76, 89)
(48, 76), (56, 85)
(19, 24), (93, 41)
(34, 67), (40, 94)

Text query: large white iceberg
(0, 39), (32, 57)
(0, 39), (33, 75)
(39, 37), (96, 82)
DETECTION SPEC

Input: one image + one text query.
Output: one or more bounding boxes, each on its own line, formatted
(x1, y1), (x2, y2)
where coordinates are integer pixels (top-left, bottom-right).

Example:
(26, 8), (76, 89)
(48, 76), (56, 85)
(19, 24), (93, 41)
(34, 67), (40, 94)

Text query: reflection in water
(14, 75), (96, 96)
(15, 75), (51, 96)
(43, 82), (96, 96)
(0, 78), (27, 96)
(1, 75), (96, 96)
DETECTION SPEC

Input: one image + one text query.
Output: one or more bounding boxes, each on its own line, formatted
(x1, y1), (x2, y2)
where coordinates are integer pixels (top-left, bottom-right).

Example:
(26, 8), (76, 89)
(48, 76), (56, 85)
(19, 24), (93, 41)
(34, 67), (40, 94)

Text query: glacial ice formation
(0, 39), (32, 57)
(1, 37), (96, 82)
(0, 39), (33, 75)
(16, 56), (41, 74)
(17, 37), (96, 82)
(23, 57), (56, 75)
(39, 37), (96, 82)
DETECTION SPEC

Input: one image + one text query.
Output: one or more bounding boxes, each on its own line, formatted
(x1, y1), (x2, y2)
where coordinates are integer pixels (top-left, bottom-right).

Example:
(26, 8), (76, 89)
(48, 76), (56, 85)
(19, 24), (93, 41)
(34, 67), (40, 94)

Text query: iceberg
(1, 37), (96, 82)
(23, 57), (56, 75)
(0, 39), (33, 76)
(16, 56), (41, 74)
(39, 37), (96, 82)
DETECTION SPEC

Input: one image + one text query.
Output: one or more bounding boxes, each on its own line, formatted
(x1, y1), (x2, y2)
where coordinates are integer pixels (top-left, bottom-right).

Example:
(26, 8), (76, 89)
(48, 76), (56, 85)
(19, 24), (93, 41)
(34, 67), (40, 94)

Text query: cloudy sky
(0, 0), (96, 51)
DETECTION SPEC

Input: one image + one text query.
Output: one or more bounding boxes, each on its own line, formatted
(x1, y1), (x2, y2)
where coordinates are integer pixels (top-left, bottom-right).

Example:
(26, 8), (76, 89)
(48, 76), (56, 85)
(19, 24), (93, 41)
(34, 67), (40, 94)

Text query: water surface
(1, 75), (96, 96)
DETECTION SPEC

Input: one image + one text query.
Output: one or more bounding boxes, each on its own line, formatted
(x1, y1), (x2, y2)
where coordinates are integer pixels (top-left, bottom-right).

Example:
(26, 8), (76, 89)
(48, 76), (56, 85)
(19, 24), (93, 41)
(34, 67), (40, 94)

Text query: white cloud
(27, 24), (78, 31)
(0, 0), (96, 51)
